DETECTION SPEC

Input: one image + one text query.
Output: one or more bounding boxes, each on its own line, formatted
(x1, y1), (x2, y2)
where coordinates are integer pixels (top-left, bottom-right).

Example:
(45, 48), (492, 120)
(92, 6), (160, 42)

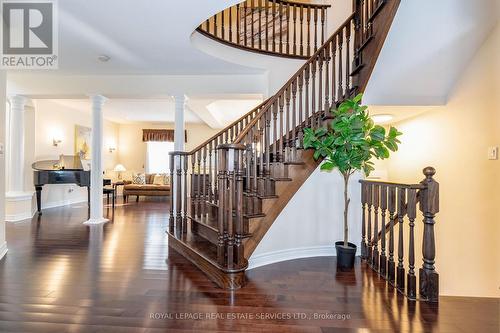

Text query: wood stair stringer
(243, 149), (321, 258)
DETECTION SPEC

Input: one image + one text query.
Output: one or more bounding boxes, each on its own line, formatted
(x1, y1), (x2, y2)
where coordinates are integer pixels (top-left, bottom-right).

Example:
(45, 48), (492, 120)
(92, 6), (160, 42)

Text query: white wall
(363, 0), (498, 105)
(34, 99), (119, 208)
(118, 122), (219, 175)
(7, 74), (267, 98)
(379, 24), (500, 298)
(0, 71), (8, 259)
(249, 168), (362, 268)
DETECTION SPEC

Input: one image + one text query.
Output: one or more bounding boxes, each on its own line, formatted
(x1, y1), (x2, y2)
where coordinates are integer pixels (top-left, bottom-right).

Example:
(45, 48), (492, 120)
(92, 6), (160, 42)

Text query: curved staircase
(196, 0), (331, 59)
(169, 0), (402, 289)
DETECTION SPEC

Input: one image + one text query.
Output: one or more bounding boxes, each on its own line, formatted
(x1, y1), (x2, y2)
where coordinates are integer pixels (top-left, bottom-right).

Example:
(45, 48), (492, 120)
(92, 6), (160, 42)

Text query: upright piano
(33, 155), (110, 215)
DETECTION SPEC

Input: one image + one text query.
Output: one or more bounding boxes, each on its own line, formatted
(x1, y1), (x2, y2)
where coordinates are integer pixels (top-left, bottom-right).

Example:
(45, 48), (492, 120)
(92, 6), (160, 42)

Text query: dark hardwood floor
(0, 200), (497, 333)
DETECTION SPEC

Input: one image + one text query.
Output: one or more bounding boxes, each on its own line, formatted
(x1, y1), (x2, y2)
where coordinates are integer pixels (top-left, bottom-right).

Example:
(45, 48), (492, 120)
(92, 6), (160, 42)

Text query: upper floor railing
(197, 0), (331, 59)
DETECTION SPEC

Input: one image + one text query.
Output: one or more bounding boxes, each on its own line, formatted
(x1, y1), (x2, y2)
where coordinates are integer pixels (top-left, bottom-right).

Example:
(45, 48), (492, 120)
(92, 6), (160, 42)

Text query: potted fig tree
(303, 93), (402, 270)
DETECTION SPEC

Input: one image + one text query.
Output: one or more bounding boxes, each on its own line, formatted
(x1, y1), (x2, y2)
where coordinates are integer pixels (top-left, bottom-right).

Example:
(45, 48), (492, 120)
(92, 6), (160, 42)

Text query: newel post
(418, 166), (439, 302)
(216, 146), (228, 266)
(233, 144), (246, 269)
(169, 152), (175, 232)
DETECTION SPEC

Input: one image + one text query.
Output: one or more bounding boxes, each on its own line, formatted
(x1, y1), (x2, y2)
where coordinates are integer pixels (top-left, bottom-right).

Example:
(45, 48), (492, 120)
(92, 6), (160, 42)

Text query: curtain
(142, 129), (187, 142)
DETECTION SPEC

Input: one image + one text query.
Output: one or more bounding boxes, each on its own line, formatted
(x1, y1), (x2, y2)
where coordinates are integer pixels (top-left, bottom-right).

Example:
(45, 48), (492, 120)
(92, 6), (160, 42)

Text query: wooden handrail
(270, 0), (331, 9)
(359, 179), (425, 190)
(185, 98), (272, 156)
(234, 13), (355, 144)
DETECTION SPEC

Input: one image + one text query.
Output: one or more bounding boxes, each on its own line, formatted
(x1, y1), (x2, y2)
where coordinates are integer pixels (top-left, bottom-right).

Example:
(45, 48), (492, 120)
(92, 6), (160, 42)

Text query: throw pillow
(132, 173), (146, 185)
(161, 173), (171, 186)
(152, 174), (165, 185)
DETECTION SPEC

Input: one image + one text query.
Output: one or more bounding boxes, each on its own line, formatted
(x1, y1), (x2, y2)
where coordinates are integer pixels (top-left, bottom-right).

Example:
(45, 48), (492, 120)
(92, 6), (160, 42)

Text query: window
(145, 141), (174, 174)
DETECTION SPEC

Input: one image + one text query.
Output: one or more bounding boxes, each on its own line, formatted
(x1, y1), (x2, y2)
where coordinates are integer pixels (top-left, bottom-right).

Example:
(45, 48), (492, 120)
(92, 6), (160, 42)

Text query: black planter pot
(335, 241), (357, 270)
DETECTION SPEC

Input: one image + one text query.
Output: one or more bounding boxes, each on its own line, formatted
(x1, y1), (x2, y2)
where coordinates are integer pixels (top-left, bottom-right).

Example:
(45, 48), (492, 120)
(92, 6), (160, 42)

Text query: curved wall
(248, 167), (362, 269)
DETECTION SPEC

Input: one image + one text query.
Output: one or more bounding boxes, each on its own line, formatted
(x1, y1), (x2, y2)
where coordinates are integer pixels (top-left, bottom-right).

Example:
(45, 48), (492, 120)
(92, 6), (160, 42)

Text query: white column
(172, 95), (186, 216)
(84, 95), (108, 225)
(7, 95), (27, 193)
(173, 95), (186, 151)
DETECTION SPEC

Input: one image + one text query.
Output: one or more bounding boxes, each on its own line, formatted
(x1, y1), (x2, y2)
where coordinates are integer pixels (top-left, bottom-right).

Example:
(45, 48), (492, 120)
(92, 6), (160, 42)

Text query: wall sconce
(109, 147), (116, 153)
(53, 138), (62, 147)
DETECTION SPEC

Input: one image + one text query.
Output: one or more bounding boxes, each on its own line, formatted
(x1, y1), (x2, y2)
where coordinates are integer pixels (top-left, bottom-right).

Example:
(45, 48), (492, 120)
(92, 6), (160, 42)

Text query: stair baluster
(407, 188), (417, 299)
(380, 185), (387, 277)
(397, 186), (406, 292)
(388, 186), (396, 283)
(366, 183), (373, 263)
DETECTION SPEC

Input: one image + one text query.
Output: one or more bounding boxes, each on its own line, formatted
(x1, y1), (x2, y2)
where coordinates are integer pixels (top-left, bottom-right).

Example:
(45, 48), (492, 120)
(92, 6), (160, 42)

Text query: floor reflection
(0, 201), (496, 333)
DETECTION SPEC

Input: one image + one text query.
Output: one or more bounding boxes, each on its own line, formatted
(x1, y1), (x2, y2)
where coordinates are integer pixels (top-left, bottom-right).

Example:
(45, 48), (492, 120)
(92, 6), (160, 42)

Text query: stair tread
(189, 214), (218, 231)
(191, 209), (264, 221)
(170, 229), (218, 260)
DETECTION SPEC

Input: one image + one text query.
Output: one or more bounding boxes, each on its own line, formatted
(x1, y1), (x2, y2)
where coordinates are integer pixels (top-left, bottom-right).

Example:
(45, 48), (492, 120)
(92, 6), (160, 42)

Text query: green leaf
(353, 93), (363, 104)
(320, 161), (335, 171)
(334, 136), (345, 145)
(323, 136), (335, 147)
(385, 140), (398, 152)
(313, 150), (321, 160)
(315, 127), (327, 137)
(370, 125), (386, 141)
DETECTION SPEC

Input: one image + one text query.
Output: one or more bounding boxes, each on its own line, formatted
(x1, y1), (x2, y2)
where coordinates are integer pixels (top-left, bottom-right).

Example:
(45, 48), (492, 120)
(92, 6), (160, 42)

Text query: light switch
(488, 146), (498, 160)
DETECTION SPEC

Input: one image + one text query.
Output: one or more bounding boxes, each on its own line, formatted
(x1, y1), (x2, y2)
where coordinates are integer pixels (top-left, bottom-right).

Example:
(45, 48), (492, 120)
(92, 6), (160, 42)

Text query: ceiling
(364, 0), (499, 105)
(20, 0), (263, 75)
(46, 95), (264, 128)
(367, 105), (438, 125)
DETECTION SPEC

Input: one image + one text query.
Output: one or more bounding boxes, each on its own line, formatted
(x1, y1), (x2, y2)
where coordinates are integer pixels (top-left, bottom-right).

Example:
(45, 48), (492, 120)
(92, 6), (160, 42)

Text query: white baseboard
(248, 245), (336, 270)
(43, 193), (115, 210)
(84, 217), (109, 225)
(0, 242), (8, 261)
(5, 208), (36, 222)
(5, 192), (36, 222)
(42, 197), (88, 210)
(5, 191), (34, 201)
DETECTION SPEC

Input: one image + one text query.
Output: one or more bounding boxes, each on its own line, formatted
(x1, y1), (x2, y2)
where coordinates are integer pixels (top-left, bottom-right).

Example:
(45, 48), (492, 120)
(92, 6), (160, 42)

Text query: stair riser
(191, 220), (218, 245)
(257, 177), (276, 197)
(270, 163), (289, 179)
(201, 197), (262, 219)
(244, 194), (262, 216)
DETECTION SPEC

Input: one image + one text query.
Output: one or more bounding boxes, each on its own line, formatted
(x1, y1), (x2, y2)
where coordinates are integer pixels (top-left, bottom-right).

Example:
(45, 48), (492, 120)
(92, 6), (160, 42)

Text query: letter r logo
(2, 2), (53, 54)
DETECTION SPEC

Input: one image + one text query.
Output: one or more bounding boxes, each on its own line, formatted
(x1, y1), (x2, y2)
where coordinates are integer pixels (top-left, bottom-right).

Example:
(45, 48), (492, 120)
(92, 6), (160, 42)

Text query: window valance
(142, 129), (187, 142)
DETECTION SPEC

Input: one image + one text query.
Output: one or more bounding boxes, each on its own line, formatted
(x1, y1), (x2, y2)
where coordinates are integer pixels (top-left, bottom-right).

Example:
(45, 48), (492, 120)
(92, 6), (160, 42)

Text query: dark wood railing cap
(359, 179), (425, 190)
(270, 0), (331, 9)
(217, 143), (247, 150)
(423, 166), (436, 179)
(168, 151), (190, 156)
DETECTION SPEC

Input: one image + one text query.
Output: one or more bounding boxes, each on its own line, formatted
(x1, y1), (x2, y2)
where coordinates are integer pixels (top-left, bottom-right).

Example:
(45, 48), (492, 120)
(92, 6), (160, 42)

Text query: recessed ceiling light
(98, 54), (110, 62)
(372, 114), (394, 124)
